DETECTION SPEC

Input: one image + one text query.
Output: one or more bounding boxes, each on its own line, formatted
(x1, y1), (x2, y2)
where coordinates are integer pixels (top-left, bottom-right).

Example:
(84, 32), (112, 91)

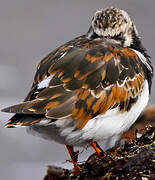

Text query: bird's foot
(66, 145), (81, 174)
(89, 141), (105, 158)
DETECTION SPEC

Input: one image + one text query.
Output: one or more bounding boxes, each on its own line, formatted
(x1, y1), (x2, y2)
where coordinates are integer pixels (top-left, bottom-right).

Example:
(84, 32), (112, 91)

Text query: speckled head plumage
(88, 7), (138, 47)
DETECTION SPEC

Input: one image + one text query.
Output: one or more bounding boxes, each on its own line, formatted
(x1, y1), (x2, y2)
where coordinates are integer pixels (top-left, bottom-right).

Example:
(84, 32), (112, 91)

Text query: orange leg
(89, 141), (104, 157)
(66, 145), (80, 171)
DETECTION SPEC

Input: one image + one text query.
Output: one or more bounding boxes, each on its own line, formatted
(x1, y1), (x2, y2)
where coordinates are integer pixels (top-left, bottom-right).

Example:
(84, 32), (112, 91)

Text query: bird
(1, 7), (153, 171)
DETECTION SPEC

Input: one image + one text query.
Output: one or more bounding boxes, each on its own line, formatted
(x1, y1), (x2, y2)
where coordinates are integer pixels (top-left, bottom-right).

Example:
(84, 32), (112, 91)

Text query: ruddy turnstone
(1, 8), (153, 171)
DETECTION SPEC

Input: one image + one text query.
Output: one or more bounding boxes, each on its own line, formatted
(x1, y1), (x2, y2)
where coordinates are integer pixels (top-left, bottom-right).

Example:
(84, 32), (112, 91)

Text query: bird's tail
(4, 113), (44, 128)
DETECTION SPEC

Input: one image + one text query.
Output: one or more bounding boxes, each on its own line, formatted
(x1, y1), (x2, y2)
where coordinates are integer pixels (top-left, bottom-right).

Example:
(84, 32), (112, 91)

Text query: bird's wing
(2, 36), (145, 128)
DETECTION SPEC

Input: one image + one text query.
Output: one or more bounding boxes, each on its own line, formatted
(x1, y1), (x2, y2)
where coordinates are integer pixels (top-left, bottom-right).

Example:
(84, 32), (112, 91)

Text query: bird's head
(87, 7), (139, 47)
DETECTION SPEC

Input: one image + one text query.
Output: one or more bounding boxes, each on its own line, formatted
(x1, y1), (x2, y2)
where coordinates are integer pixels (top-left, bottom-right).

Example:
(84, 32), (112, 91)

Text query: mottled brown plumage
(1, 7), (153, 171)
(2, 38), (145, 129)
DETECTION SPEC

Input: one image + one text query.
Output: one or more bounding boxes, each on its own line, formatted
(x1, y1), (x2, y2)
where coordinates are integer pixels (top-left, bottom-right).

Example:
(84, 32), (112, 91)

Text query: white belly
(28, 80), (149, 146)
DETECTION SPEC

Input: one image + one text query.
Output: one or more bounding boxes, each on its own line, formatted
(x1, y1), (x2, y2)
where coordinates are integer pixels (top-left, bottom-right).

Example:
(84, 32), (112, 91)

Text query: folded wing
(2, 36), (145, 129)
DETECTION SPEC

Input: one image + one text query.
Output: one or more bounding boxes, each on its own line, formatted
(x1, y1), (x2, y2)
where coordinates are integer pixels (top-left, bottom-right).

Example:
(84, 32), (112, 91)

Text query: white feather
(37, 75), (53, 89)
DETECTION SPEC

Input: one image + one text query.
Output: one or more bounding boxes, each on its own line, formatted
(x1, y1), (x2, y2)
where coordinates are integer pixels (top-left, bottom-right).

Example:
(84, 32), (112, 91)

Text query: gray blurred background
(0, 0), (154, 179)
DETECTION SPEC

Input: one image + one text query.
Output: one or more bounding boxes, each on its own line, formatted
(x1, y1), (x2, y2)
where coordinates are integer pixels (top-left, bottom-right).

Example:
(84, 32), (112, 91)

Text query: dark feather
(2, 35), (151, 128)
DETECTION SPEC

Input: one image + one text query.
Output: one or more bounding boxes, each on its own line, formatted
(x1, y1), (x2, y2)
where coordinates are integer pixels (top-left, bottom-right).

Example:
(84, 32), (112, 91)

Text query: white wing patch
(37, 75), (53, 89)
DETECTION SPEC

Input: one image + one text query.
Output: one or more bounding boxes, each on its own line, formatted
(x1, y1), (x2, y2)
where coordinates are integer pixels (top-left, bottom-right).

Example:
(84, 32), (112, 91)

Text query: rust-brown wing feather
(2, 36), (145, 128)
(71, 47), (145, 129)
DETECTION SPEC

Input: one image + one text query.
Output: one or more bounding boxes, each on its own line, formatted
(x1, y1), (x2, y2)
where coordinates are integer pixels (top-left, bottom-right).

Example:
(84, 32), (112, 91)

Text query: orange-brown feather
(3, 36), (147, 129)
